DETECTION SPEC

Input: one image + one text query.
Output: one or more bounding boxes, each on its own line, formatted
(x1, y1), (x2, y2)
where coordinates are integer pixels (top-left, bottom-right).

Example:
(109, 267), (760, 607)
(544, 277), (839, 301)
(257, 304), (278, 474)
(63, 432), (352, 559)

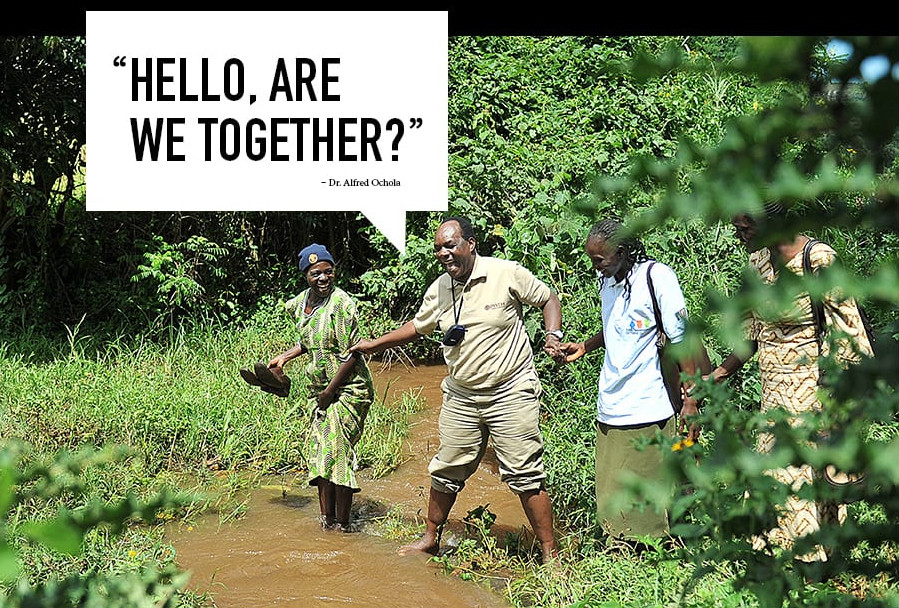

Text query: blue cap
(299, 243), (335, 273)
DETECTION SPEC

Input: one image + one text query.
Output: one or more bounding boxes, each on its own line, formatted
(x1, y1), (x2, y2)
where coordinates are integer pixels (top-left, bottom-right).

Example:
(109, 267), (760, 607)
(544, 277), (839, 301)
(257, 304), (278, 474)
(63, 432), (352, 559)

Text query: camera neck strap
(451, 280), (464, 325)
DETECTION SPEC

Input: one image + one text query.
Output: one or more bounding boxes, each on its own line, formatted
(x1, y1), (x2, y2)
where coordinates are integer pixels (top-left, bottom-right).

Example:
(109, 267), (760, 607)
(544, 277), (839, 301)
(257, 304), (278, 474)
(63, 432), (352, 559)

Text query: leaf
(0, 465), (16, 517)
(0, 541), (20, 582)
(21, 517), (84, 556)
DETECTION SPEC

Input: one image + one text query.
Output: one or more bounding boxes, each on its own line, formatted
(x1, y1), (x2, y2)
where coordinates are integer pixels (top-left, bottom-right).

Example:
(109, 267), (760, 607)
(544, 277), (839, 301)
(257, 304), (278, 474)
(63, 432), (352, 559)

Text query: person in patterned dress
(709, 206), (874, 561)
(268, 243), (375, 532)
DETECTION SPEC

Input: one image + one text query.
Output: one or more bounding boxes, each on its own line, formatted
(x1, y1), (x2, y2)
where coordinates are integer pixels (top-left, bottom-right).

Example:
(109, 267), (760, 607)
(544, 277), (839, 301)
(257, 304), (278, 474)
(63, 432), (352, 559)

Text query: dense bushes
(2, 34), (897, 607)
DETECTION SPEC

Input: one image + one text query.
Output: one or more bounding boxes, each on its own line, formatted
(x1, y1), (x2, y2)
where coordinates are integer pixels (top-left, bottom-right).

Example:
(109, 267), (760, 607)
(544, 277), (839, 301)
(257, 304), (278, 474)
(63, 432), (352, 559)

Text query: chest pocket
(623, 311), (656, 334)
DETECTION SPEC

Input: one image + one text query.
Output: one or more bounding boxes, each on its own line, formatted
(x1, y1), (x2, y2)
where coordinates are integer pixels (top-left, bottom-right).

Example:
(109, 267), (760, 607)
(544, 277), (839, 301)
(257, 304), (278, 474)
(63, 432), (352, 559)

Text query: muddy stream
(167, 362), (531, 607)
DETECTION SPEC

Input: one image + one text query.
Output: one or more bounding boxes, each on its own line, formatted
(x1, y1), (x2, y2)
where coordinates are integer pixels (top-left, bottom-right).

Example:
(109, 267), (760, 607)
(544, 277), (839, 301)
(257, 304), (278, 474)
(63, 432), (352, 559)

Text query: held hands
(555, 341), (586, 364)
(348, 339), (377, 356)
(705, 366), (728, 383)
(543, 334), (563, 362)
(677, 394), (701, 441)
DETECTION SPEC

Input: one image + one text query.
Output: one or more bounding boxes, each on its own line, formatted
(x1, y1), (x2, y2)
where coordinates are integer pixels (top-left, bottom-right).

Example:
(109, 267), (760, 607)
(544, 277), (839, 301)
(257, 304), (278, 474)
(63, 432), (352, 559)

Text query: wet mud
(168, 362), (531, 607)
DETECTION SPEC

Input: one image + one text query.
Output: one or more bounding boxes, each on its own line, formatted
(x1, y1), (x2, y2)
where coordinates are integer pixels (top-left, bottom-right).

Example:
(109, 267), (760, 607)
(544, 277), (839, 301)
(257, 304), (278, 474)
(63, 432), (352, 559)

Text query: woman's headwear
(299, 243), (335, 273)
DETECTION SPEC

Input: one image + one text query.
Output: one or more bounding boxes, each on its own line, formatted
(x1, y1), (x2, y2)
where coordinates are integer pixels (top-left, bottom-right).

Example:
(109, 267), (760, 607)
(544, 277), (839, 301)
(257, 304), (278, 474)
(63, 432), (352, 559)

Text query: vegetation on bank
(0, 318), (428, 606)
(2, 35), (897, 607)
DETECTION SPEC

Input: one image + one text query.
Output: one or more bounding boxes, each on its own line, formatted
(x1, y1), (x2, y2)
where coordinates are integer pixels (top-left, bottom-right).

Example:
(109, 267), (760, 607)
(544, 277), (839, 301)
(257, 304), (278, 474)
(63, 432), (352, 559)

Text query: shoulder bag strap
(646, 262), (666, 344)
(802, 238), (826, 348)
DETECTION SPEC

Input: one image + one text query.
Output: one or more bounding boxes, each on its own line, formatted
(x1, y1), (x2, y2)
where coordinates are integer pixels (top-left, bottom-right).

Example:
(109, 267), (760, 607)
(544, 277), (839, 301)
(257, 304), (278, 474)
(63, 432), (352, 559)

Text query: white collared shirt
(596, 260), (687, 425)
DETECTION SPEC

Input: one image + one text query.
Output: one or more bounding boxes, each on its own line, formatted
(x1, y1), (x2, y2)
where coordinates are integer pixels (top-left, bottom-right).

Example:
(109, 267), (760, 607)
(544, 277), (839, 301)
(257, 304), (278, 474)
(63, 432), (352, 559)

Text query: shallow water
(167, 362), (532, 607)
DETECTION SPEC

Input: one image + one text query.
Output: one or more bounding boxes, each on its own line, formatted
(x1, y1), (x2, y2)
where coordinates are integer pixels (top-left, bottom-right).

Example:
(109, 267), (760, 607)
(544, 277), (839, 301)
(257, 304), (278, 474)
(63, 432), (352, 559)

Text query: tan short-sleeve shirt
(413, 255), (552, 390)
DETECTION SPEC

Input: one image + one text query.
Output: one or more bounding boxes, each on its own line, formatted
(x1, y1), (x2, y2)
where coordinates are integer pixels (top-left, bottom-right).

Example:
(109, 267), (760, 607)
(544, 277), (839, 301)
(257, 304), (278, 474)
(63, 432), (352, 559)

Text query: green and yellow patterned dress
(285, 287), (374, 492)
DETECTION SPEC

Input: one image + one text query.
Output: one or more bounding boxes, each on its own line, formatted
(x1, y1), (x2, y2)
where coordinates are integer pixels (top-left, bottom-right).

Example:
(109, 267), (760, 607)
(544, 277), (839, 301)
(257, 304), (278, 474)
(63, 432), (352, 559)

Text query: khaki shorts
(428, 368), (546, 494)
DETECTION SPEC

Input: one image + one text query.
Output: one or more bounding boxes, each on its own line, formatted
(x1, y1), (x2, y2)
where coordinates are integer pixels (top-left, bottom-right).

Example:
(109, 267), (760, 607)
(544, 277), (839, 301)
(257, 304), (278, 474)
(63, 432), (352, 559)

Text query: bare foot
(541, 542), (559, 566)
(397, 535), (438, 557)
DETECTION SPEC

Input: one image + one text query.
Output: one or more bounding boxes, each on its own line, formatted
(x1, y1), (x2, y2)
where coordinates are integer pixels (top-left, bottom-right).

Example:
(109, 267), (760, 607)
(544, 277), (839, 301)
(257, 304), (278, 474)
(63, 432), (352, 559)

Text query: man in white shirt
(559, 218), (703, 539)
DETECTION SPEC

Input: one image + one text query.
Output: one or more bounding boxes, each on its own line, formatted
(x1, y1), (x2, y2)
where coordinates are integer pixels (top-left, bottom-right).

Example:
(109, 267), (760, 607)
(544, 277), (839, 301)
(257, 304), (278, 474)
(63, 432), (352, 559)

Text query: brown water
(167, 362), (531, 608)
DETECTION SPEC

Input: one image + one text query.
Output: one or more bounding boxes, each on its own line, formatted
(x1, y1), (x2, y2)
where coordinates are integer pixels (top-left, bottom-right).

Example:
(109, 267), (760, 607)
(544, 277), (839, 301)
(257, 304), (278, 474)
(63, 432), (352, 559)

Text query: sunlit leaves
(0, 442), (192, 603)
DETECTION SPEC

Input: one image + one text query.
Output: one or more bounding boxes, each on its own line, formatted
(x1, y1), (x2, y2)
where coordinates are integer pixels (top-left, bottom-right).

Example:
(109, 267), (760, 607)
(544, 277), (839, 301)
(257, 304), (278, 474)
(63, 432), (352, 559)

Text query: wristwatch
(546, 329), (564, 340)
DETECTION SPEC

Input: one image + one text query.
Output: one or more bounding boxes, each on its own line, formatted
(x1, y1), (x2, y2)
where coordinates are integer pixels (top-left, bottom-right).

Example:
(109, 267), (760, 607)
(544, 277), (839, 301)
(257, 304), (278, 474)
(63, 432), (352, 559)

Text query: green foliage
(652, 373), (899, 608)
(130, 234), (231, 327)
(582, 35), (899, 608)
(0, 441), (192, 606)
(0, 36), (86, 334)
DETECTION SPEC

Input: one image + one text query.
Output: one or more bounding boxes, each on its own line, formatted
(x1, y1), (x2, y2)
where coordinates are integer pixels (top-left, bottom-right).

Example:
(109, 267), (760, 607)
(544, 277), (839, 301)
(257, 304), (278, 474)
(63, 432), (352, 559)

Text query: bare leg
(519, 487), (558, 564)
(317, 480), (336, 529)
(398, 487), (456, 556)
(334, 484), (355, 531)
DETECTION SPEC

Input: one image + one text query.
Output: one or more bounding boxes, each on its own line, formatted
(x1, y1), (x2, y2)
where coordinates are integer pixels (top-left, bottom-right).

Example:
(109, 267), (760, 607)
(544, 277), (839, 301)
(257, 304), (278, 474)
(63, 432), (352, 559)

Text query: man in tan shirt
(351, 216), (563, 563)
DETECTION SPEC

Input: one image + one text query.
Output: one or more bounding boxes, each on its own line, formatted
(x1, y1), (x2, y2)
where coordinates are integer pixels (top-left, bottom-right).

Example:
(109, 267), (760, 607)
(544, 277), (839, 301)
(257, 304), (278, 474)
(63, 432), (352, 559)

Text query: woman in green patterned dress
(269, 243), (375, 531)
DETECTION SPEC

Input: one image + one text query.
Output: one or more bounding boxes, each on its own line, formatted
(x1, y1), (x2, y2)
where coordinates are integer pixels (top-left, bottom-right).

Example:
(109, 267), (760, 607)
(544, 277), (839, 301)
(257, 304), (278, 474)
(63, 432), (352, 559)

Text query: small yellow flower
(128, 550), (137, 558)
(187, 525), (194, 532)
(671, 438), (695, 452)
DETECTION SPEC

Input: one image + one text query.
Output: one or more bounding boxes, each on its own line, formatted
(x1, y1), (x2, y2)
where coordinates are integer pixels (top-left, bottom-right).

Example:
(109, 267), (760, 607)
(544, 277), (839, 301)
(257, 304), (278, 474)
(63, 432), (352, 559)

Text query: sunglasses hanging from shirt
(443, 280), (467, 346)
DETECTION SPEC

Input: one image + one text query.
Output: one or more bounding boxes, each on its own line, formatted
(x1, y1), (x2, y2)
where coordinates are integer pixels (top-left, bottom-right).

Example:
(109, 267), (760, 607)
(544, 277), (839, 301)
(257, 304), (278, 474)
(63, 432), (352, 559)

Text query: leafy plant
(581, 36), (898, 608)
(0, 441), (192, 606)
(131, 234), (230, 326)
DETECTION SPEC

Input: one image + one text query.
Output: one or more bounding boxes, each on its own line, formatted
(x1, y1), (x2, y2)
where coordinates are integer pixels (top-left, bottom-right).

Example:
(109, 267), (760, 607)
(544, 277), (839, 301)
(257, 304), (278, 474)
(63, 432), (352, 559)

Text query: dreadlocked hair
(588, 218), (649, 300)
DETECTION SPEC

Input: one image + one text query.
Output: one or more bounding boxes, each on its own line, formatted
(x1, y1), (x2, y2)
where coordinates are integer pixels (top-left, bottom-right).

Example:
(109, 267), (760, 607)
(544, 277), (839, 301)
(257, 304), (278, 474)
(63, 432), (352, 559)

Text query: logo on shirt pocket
(627, 314), (654, 333)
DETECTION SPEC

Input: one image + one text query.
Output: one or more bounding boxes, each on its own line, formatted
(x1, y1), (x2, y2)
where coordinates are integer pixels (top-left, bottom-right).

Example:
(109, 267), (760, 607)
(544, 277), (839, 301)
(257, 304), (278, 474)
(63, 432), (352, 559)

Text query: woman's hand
(317, 388), (335, 411)
(268, 343), (304, 370)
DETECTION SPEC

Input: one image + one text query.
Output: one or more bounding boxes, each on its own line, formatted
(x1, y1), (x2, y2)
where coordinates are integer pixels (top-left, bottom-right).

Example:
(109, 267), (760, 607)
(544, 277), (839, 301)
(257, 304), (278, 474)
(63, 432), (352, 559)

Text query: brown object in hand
(239, 367), (263, 387)
(238, 362), (291, 398)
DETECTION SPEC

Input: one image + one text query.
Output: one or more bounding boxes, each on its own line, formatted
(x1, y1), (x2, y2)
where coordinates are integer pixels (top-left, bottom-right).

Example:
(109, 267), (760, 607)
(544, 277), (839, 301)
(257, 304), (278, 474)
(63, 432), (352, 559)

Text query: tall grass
(0, 312), (427, 605)
(357, 387), (426, 478)
(5, 311), (894, 608)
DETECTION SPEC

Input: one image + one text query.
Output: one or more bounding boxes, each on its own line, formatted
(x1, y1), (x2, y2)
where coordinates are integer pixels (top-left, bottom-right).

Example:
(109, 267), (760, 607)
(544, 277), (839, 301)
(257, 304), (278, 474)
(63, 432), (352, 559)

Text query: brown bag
(646, 262), (712, 415)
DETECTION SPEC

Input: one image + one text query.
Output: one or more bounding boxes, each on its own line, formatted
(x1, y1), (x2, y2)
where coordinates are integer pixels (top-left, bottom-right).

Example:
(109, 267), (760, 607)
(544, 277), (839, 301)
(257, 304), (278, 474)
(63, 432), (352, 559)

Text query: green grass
(2, 318), (896, 608)
(0, 317), (432, 606)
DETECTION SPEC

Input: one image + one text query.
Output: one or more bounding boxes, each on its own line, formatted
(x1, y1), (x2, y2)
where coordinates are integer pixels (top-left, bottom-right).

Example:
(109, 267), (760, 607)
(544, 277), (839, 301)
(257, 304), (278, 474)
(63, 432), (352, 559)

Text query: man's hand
(348, 339), (377, 356)
(543, 334), (563, 362)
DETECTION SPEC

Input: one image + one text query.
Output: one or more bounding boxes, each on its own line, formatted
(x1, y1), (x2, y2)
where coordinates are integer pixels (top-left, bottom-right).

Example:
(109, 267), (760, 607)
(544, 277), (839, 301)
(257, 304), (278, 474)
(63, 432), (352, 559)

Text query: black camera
(442, 324), (466, 346)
